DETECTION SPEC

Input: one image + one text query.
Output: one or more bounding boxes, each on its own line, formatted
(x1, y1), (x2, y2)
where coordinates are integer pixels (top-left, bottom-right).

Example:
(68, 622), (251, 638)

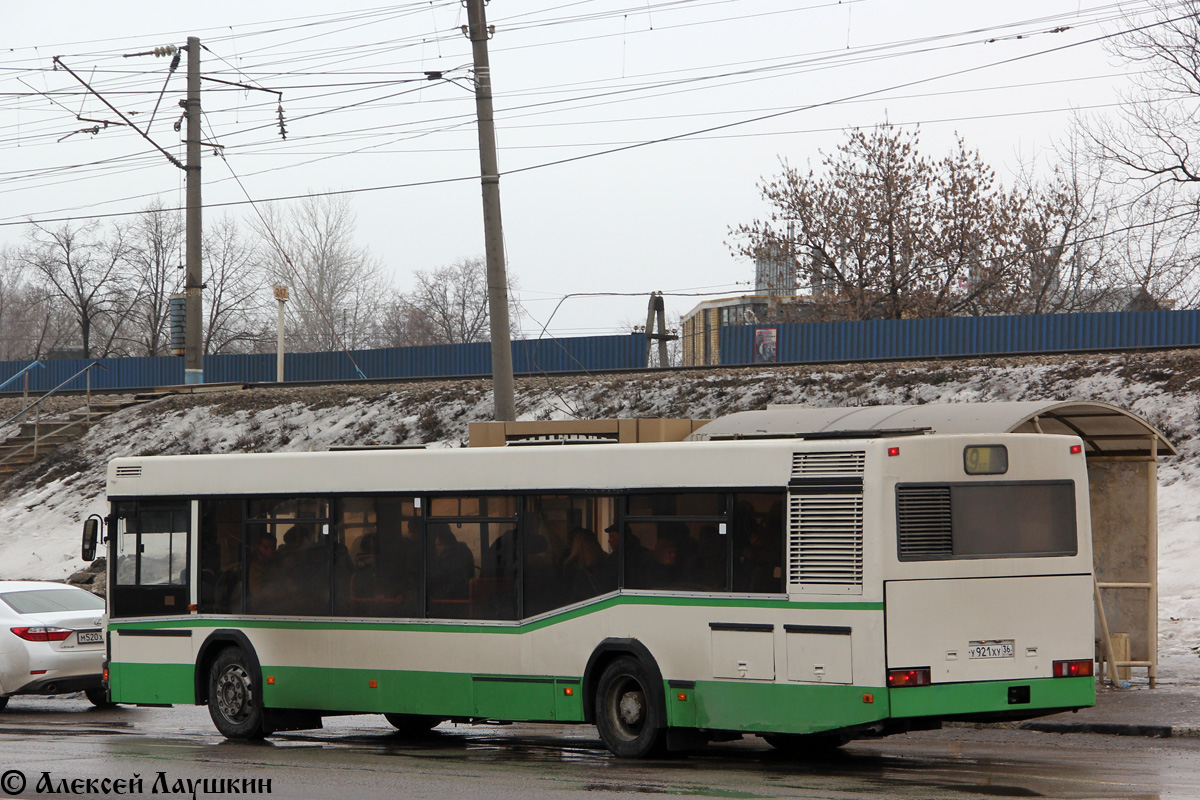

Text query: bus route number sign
(967, 640), (1014, 659)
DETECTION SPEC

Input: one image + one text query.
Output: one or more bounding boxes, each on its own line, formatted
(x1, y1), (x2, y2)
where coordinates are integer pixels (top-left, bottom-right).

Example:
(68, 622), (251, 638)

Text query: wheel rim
(215, 664), (253, 724)
(606, 675), (646, 741)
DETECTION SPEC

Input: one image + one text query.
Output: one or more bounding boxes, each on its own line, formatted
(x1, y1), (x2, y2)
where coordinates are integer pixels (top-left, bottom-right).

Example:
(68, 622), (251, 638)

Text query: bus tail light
(1053, 659), (1094, 678)
(11, 626), (72, 642)
(887, 667), (931, 688)
(1070, 444), (1083, 455)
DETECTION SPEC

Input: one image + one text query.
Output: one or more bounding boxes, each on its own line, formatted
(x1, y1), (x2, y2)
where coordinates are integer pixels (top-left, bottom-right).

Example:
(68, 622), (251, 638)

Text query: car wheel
(0, 696), (8, 712)
(383, 713), (443, 736)
(84, 687), (116, 709)
(207, 646), (266, 739)
(595, 656), (666, 758)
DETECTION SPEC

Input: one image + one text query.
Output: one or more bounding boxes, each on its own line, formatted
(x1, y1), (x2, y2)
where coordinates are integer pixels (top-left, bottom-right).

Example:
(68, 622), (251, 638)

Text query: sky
(0, 1), (1160, 339)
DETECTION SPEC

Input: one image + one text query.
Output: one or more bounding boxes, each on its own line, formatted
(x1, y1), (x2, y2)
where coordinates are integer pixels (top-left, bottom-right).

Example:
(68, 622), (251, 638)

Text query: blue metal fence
(5, 310), (1191, 393)
(0, 333), (649, 393)
(719, 310), (1200, 365)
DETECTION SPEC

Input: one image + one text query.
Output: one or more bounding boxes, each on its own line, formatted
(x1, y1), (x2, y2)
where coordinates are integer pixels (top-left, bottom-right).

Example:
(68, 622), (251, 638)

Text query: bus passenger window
(199, 499), (245, 614)
(338, 497), (421, 618)
(624, 493), (728, 592)
(732, 494), (785, 593)
(243, 497), (331, 616)
(523, 495), (618, 617)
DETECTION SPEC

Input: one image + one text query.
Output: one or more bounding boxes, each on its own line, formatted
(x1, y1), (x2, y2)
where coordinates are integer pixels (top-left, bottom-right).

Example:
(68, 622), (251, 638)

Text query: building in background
(680, 245), (810, 366)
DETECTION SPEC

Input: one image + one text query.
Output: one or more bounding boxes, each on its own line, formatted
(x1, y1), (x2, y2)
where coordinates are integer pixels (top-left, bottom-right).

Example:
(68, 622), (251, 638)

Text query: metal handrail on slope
(0, 362), (109, 466)
(0, 361), (44, 393)
(0, 361), (45, 424)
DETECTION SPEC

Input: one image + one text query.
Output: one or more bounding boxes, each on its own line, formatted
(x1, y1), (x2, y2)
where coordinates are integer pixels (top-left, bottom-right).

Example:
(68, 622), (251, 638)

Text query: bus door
(110, 500), (191, 618)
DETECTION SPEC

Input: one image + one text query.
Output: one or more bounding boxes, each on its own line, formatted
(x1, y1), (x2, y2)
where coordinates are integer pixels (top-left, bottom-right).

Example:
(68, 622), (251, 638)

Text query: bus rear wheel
(383, 713), (443, 736)
(208, 646), (266, 740)
(595, 656), (666, 758)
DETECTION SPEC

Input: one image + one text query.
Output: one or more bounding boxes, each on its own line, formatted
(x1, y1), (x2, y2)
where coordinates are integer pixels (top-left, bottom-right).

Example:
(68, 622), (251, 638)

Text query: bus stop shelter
(688, 401), (1177, 687)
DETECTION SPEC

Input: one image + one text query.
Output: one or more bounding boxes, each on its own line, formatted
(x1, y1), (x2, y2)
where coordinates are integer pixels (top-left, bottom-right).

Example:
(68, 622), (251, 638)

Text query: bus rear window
(896, 481), (1077, 561)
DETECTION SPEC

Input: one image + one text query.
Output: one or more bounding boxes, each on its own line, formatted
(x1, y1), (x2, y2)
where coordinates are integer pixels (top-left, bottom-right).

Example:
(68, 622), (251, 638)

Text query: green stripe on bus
(683, 680), (888, 734)
(107, 657), (891, 733)
(888, 676), (1095, 718)
(108, 595), (882, 635)
(260, 666), (588, 721)
(108, 662), (195, 705)
(106, 660), (1091, 736)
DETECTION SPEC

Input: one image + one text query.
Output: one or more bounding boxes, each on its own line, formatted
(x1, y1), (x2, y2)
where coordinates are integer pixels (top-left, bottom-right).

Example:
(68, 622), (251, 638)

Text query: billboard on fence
(753, 327), (778, 363)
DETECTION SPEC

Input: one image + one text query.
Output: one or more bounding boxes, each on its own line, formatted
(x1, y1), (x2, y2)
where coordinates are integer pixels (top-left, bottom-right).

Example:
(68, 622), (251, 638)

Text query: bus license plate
(968, 640), (1014, 659)
(77, 630), (103, 644)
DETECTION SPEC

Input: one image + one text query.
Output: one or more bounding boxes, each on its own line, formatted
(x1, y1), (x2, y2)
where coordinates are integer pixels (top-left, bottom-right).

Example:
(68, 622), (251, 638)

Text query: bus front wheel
(595, 656), (666, 758)
(207, 646), (266, 739)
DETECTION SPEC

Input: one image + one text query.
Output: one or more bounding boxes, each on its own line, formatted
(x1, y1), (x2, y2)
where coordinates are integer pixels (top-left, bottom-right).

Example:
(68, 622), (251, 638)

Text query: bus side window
(732, 494), (785, 593)
(242, 497), (331, 616)
(523, 495), (618, 617)
(199, 499), (244, 614)
(339, 497), (422, 618)
(426, 497), (518, 621)
(624, 493), (727, 592)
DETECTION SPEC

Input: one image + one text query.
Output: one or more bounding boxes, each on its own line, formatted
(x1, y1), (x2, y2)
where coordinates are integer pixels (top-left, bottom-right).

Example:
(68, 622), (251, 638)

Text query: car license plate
(968, 640), (1014, 659)
(77, 630), (103, 644)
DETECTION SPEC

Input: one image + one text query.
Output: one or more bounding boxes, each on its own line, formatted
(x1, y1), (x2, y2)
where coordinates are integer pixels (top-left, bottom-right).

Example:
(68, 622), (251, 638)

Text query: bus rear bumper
(888, 675), (1095, 722)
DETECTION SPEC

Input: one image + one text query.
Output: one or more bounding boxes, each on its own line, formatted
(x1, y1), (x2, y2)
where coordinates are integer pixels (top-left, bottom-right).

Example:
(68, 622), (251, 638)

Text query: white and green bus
(84, 430), (1096, 757)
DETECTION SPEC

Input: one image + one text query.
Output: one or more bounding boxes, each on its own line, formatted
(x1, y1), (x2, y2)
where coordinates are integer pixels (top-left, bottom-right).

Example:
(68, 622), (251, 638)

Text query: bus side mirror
(81, 517), (101, 562)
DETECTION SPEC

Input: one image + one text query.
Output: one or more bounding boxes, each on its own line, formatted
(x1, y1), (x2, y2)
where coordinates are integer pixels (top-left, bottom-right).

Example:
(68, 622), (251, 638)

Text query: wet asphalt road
(0, 697), (1196, 799)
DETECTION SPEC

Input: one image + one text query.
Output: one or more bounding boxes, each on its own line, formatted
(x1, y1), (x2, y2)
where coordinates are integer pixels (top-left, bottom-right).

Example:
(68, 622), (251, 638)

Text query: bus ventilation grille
(114, 465), (143, 478)
(787, 494), (864, 587)
(896, 486), (953, 558)
(791, 451), (866, 477)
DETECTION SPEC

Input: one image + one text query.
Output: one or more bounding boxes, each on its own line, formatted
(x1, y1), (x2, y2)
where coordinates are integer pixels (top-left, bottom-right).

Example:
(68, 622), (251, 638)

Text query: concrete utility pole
(274, 286), (289, 382)
(183, 36), (204, 385)
(644, 293), (675, 368)
(466, 0), (516, 421)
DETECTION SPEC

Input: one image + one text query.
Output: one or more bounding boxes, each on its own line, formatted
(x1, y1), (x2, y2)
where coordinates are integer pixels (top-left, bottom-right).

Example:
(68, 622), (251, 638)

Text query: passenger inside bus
(428, 523), (474, 617)
(562, 527), (616, 602)
(247, 531), (285, 614)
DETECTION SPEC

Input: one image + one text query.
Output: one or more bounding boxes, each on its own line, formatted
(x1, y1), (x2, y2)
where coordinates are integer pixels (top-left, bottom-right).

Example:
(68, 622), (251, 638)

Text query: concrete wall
(1088, 459), (1156, 662)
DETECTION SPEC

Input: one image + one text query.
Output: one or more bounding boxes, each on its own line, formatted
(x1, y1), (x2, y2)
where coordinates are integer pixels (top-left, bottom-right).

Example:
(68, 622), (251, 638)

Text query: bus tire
(207, 646), (266, 740)
(595, 656), (666, 758)
(383, 713), (443, 736)
(762, 732), (849, 756)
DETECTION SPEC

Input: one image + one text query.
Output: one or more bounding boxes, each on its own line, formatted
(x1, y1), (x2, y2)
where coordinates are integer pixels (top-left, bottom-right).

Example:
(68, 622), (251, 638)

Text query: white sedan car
(0, 581), (108, 710)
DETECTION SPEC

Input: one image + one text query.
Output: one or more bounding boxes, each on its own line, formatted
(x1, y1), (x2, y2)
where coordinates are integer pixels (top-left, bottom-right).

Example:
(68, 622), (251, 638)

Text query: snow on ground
(0, 352), (1198, 664)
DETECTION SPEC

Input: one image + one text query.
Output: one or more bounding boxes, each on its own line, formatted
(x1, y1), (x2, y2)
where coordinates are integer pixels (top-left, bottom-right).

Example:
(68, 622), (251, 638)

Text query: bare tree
(251, 195), (387, 352)
(124, 199), (185, 356)
(1094, 2), (1200, 195)
(382, 257), (521, 347)
(0, 246), (71, 360)
(732, 125), (1119, 320)
(20, 220), (135, 357)
(1083, 1), (1200, 307)
(203, 215), (270, 354)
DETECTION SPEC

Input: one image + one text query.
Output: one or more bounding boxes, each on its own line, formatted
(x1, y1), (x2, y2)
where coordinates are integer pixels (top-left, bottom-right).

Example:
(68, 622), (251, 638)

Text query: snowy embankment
(1, 352), (1197, 658)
